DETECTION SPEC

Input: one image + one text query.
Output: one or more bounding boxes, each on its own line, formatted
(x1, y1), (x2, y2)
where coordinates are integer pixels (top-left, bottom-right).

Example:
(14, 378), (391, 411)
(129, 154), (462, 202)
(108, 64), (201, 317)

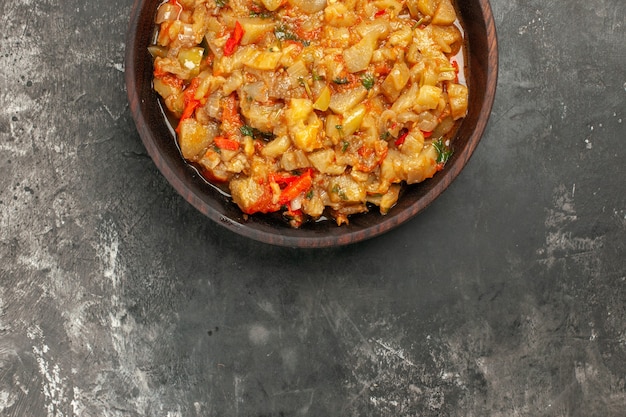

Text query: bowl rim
(125, 0), (498, 248)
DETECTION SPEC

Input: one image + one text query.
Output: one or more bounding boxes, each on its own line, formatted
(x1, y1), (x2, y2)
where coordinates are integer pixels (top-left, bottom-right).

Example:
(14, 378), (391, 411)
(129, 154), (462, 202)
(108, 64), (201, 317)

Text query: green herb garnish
(240, 125), (254, 137)
(275, 26), (310, 46)
(331, 184), (348, 200)
(333, 77), (349, 84)
(312, 70), (325, 81)
(275, 26), (298, 41)
(298, 77), (313, 97)
(361, 73), (375, 90)
(240, 125), (274, 141)
(433, 138), (453, 164)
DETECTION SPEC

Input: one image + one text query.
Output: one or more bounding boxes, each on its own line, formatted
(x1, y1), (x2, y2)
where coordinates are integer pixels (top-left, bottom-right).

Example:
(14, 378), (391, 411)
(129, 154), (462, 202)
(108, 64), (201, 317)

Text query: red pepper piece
(394, 131), (409, 147)
(223, 21), (244, 57)
(277, 169), (313, 205)
(176, 77), (202, 132)
(213, 136), (240, 151)
(268, 172), (300, 187)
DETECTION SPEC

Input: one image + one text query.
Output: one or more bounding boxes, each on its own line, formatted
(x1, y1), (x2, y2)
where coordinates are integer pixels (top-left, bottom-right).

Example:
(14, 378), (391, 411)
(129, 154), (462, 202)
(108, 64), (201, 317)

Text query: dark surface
(125, 0), (498, 248)
(1, 0), (625, 416)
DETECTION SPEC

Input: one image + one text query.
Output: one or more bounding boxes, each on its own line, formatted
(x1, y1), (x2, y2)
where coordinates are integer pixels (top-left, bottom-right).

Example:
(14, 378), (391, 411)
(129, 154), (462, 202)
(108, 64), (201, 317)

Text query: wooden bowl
(125, 0), (498, 248)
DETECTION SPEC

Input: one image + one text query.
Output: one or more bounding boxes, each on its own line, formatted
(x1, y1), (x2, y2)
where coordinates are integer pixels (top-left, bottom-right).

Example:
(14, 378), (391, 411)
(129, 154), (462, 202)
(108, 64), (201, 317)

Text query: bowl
(125, 0), (498, 248)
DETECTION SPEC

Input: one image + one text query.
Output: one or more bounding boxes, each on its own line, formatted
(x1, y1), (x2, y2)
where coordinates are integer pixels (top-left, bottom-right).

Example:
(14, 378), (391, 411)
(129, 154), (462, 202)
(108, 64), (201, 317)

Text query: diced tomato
(278, 169), (313, 205)
(375, 10), (386, 17)
(213, 136), (240, 151)
(223, 21), (244, 57)
(394, 131), (409, 147)
(176, 77), (202, 133)
(179, 100), (200, 123)
(268, 172), (300, 186)
(175, 79), (201, 132)
(374, 62), (392, 76)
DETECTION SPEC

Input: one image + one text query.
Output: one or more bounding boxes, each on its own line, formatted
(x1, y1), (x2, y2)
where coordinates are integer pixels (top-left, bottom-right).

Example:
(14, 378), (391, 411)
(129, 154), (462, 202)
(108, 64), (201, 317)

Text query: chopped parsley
(433, 138), (453, 164)
(331, 184), (348, 200)
(361, 73), (375, 90)
(240, 125), (274, 141)
(240, 125), (255, 137)
(249, 3), (273, 18)
(312, 70), (325, 81)
(298, 77), (313, 97)
(275, 26), (310, 46)
(250, 10), (273, 18)
(332, 77), (349, 84)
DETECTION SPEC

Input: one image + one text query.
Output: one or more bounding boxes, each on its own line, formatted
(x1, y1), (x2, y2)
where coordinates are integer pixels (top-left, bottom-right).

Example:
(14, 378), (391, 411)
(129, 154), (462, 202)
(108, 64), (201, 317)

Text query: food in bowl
(149, 0), (468, 228)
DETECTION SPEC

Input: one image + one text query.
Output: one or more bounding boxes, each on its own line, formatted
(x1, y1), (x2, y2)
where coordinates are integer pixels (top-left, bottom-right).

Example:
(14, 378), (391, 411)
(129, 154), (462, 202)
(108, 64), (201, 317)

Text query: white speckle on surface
(107, 61), (125, 73)
(249, 324), (271, 345)
(373, 338), (416, 367)
(0, 390), (15, 414)
(71, 387), (86, 416)
(574, 362), (598, 390)
(541, 185), (604, 273)
(31, 333), (69, 417)
(98, 220), (120, 286)
(234, 375), (244, 416)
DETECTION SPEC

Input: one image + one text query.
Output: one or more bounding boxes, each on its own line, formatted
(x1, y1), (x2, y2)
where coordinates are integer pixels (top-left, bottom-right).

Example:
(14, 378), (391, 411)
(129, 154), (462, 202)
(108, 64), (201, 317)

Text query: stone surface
(1, 0), (625, 416)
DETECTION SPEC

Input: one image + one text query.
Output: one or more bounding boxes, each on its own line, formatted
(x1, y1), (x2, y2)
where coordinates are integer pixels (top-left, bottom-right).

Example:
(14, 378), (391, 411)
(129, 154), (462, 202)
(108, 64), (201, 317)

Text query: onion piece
(156, 3), (180, 24)
(178, 23), (196, 44)
(287, 0), (326, 14)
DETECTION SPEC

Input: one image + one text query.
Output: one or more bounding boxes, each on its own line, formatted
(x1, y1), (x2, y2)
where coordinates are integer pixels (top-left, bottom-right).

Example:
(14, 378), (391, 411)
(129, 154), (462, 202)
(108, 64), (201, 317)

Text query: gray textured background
(1, 0), (625, 416)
